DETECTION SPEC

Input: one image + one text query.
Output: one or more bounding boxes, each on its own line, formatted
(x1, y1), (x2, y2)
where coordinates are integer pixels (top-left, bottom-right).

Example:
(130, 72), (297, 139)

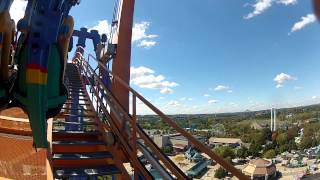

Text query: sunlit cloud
(244, 0), (297, 19)
(89, 20), (158, 48)
(273, 73), (296, 88)
(290, 14), (316, 34)
(130, 66), (179, 94)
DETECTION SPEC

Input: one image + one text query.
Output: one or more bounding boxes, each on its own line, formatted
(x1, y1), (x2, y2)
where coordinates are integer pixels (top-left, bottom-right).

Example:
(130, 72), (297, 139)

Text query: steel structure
(4, 0), (319, 179)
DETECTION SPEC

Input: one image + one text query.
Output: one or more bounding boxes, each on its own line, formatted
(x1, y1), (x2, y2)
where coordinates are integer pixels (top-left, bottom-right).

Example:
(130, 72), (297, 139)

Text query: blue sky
(10, 0), (320, 114)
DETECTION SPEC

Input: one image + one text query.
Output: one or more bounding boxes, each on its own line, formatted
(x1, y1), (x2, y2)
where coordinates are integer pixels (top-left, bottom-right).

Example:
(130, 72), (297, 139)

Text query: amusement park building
(242, 158), (277, 180)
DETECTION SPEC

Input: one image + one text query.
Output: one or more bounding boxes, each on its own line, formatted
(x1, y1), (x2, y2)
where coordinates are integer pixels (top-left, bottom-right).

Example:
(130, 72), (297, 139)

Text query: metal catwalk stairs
(51, 63), (122, 179)
(48, 57), (249, 179)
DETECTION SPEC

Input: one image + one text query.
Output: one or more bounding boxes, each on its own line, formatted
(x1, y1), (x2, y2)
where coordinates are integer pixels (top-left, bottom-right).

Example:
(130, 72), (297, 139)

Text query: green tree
(299, 122), (320, 149)
(249, 142), (262, 157)
(162, 146), (173, 154)
(213, 146), (235, 159)
(276, 133), (288, 146)
(279, 144), (289, 153)
(299, 136), (313, 150)
(264, 149), (276, 159)
(287, 126), (299, 140)
(263, 142), (276, 153)
(214, 167), (228, 179)
(261, 128), (272, 141)
(236, 146), (249, 159)
(251, 132), (266, 146)
(288, 141), (297, 151)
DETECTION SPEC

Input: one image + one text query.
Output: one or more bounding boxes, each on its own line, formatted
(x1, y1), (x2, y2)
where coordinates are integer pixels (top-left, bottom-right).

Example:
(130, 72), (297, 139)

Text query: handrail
(78, 61), (153, 179)
(137, 141), (174, 180)
(76, 46), (250, 180)
(79, 53), (188, 179)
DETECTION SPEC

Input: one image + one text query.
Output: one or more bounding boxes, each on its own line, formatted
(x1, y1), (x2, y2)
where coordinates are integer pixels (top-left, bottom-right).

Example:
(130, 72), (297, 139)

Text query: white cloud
(130, 66), (178, 94)
(290, 14), (316, 33)
(132, 21), (158, 48)
(88, 20), (111, 35)
(204, 94), (211, 97)
(244, 0), (273, 19)
(130, 66), (154, 79)
(274, 73), (296, 84)
(208, 99), (219, 104)
(138, 40), (157, 49)
(312, 96), (317, 100)
(277, 0), (297, 5)
(244, 0), (297, 19)
(160, 88), (173, 94)
(276, 84), (283, 88)
(168, 101), (180, 107)
(273, 73), (296, 88)
(214, 85), (231, 92)
(10, 0), (27, 25)
(88, 20), (158, 48)
(227, 90), (233, 93)
(188, 98), (193, 101)
(154, 95), (320, 115)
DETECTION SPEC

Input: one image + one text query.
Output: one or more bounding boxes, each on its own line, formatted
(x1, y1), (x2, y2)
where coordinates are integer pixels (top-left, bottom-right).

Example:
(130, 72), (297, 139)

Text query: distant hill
(139, 103), (320, 118)
(137, 104), (320, 130)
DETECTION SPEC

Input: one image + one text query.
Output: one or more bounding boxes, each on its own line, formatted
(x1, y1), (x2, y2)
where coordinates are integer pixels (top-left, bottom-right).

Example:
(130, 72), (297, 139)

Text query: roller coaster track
(47, 47), (248, 179)
(50, 62), (127, 179)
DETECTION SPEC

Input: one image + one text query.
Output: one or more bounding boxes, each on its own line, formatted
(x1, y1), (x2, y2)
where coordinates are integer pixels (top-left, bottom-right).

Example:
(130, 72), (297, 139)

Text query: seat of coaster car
(0, 9), (16, 109)
(0, 69), (17, 109)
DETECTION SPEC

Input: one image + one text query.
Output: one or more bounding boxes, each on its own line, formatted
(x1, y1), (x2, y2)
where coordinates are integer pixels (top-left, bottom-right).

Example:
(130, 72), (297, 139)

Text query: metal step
(53, 121), (97, 126)
(67, 87), (85, 90)
(52, 140), (110, 153)
(67, 88), (86, 91)
(67, 89), (86, 92)
(55, 113), (96, 118)
(66, 93), (88, 97)
(52, 140), (105, 146)
(52, 130), (101, 141)
(52, 151), (114, 167)
(61, 107), (93, 112)
(67, 85), (85, 89)
(53, 117), (95, 123)
(52, 125), (97, 131)
(67, 98), (90, 101)
(54, 165), (121, 178)
(53, 130), (100, 135)
(52, 140), (109, 153)
(53, 151), (112, 160)
(63, 102), (91, 106)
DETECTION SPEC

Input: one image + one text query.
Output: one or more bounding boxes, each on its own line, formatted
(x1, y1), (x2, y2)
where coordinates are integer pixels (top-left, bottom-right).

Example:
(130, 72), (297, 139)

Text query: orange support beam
(112, 0), (135, 117)
(110, 0), (136, 164)
(314, 0), (320, 20)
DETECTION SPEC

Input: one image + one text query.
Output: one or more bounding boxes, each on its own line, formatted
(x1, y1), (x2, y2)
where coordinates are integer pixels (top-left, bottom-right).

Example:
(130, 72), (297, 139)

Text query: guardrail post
(132, 94), (139, 179)
(132, 94), (137, 149)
